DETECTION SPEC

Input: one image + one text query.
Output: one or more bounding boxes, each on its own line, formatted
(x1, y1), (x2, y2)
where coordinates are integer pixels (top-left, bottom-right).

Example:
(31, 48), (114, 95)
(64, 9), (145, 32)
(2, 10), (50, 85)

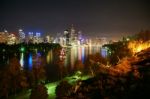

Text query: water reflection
(20, 53), (24, 69)
(62, 46), (103, 70)
(28, 53), (32, 70)
(47, 50), (53, 64)
(101, 47), (108, 58)
(78, 47), (81, 60)
(81, 47), (85, 63)
(70, 47), (75, 69)
(19, 46), (108, 72)
(11, 45), (109, 81)
(25, 52), (43, 70)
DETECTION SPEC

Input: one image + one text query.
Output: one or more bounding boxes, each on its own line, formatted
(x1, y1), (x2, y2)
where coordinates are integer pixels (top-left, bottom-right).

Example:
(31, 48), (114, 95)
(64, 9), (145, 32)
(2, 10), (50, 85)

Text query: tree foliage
(30, 84), (48, 99)
(55, 80), (72, 98)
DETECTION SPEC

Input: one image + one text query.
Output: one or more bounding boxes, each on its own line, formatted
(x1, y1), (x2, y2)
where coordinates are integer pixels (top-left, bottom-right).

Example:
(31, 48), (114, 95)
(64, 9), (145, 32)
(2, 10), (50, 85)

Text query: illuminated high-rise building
(45, 35), (53, 43)
(7, 34), (17, 45)
(70, 24), (75, 41)
(78, 31), (83, 45)
(64, 30), (69, 45)
(18, 29), (25, 43)
(28, 32), (34, 43)
(0, 30), (9, 44)
(45, 35), (50, 43)
(63, 25), (83, 46)
(28, 32), (33, 39)
(34, 32), (42, 43)
(35, 32), (41, 38)
(70, 25), (79, 45)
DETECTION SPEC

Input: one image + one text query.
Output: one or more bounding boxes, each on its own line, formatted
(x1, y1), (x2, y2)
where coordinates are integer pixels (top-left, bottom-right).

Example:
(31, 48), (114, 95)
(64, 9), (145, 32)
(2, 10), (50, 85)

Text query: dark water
(0, 46), (108, 81)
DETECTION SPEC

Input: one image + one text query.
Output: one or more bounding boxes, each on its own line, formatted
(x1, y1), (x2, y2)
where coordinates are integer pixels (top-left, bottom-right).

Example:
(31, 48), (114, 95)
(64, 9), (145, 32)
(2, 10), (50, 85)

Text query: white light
(19, 29), (23, 32)
(4, 30), (8, 33)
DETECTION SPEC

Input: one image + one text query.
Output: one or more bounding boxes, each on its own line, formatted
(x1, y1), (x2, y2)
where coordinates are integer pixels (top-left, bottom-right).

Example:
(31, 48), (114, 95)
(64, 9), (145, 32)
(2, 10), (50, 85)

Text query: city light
(28, 53), (32, 70)
(20, 47), (25, 52)
(0, 0), (150, 99)
(128, 41), (150, 54)
(20, 53), (24, 69)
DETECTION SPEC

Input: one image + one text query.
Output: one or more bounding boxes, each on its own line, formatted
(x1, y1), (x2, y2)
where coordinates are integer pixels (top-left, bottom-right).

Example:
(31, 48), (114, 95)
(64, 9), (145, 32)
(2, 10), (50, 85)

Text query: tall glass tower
(18, 29), (25, 43)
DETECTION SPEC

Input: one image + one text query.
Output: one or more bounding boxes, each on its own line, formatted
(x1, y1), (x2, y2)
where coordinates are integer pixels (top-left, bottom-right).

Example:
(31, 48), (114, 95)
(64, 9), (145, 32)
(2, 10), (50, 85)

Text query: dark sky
(0, 0), (150, 39)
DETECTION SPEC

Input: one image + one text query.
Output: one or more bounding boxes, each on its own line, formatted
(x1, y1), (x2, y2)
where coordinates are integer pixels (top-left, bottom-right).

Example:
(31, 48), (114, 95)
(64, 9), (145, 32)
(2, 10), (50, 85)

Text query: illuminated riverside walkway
(9, 74), (91, 99)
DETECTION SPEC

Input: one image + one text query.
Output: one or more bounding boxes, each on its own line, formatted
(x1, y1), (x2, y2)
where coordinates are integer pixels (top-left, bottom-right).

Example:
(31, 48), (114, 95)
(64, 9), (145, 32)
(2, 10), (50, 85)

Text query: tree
(0, 57), (28, 98)
(30, 84), (48, 99)
(135, 30), (150, 42)
(29, 56), (47, 86)
(85, 53), (107, 76)
(8, 57), (21, 76)
(8, 57), (22, 95)
(55, 80), (72, 98)
(0, 70), (11, 98)
(9, 57), (29, 94)
(103, 41), (132, 65)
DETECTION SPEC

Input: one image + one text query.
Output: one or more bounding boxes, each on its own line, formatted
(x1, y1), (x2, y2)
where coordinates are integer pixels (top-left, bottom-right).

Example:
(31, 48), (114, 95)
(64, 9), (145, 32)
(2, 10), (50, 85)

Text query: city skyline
(0, 0), (150, 40)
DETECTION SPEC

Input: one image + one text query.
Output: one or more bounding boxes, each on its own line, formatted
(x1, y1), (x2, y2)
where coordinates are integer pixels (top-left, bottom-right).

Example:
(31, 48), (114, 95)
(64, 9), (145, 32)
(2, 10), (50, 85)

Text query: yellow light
(136, 46), (142, 52)
(128, 40), (150, 54)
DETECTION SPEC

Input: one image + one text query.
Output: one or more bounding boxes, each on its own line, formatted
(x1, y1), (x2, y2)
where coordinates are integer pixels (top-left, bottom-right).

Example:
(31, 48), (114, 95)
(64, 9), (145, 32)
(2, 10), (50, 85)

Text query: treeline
(103, 30), (150, 65)
(0, 43), (61, 54)
(134, 30), (150, 42)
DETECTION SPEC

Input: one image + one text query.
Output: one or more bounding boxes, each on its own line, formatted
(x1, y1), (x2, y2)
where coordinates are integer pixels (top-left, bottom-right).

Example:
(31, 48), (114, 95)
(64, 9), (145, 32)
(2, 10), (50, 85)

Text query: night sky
(0, 0), (150, 39)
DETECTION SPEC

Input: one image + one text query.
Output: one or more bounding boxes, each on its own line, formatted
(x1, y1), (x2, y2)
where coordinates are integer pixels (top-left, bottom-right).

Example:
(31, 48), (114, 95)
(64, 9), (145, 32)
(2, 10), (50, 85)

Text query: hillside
(56, 47), (150, 99)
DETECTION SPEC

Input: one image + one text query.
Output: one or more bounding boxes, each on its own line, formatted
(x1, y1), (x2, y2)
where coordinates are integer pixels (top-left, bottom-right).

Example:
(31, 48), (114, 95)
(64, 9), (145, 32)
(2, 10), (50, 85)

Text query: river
(1, 45), (108, 82)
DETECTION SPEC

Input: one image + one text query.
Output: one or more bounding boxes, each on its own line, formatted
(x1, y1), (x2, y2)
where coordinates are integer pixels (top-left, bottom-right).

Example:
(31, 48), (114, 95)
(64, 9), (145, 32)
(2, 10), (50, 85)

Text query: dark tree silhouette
(30, 83), (48, 99)
(55, 80), (72, 98)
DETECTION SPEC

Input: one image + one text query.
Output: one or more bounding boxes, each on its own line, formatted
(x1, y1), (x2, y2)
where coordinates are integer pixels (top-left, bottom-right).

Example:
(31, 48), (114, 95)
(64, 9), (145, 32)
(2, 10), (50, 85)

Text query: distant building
(100, 37), (108, 45)
(78, 31), (83, 45)
(18, 29), (25, 43)
(28, 32), (43, 43)
(64, 30), (70, 45)
(0, 32), (8, 43)
(7, 34), (17, 45)
(63, 25), (83, 46)
(35, 32), (41, 38)
(70, 25), (79, 45)
(45, 35), (53, 43)
(28, 32), (34, 39)
(0, 30), (18, 45)
(33, 32), (42, 43)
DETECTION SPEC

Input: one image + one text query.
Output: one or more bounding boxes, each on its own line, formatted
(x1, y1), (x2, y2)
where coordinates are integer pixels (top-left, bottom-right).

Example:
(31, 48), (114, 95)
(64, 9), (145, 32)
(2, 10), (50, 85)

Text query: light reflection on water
(20, 53), (24, 69)
(61, 46), (105, 70)
(81, 47), (85, 63)
(28, 53), (32, 70)
(47, 50), (53, 64)
(26, 52), (43, 70)
(20, 46), (107, 70)
(101, 47), (108, 58)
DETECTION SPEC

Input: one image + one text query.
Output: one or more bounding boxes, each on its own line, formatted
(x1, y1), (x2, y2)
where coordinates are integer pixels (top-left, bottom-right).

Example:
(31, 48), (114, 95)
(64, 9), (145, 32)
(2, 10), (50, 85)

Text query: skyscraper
(63, 25), (83, 46)
(64, 30), (70, 45)
(18, 29), (25, 43)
